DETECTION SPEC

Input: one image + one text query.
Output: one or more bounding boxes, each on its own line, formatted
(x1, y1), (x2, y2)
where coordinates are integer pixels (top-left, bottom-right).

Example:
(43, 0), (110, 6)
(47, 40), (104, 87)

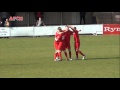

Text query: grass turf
(0, 35), (119, 78)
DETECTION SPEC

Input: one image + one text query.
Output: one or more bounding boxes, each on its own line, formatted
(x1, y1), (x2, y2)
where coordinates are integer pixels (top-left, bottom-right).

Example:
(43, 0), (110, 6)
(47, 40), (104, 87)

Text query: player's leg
(75, 51), (79, 60)
(62, 42), (68, 61)
(56, 52), (59, 59)
(54, 41), (60, 61)
(77, 50), (85, 57)
(63, 50), (68, 61)
(54, 50), (59, 61)
(58, 50), (62, 61)
(68, 42), (72, 60)
(68, 49), (72, 60)
(57, 42), (63, 61)
(74, 42), (78, 60)
(76, 42), (86, 60)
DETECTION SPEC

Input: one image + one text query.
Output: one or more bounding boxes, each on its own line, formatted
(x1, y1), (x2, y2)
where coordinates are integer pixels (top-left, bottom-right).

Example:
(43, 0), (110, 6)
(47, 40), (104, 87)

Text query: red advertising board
(103, 24), (120, 35)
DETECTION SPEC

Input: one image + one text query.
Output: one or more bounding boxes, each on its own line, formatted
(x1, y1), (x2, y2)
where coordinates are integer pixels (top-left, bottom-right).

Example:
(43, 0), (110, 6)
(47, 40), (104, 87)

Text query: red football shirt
(63, 30), (73, 42)
(54, 31), (60, 41)
(73, 29), (80, 43)
(56, 32), (66, 42)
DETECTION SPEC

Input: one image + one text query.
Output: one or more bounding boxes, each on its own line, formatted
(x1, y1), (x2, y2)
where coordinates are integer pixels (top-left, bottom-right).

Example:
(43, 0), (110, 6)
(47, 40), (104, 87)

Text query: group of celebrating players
(54, 25), (86, 61)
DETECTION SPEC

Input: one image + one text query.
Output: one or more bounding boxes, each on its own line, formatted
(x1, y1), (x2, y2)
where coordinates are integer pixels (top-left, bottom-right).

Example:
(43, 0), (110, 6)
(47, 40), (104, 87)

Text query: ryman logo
(104, 27), (120, 32)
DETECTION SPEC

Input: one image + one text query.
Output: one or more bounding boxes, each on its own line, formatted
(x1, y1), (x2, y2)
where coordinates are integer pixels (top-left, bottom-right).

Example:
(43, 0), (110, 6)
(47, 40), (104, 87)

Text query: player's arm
(62, 30), (66, 32)
(68, 30), (73, 35)
(58, 32), (64, 34)
(56, 34), (63, 41)
(55, 32), (58, 41)
(55, 37), (58, 41)
(55, 35), (60, 41)
(55, 32), (62, 41)
(67, 25), (75, 31)
(67, 25), (81, 32)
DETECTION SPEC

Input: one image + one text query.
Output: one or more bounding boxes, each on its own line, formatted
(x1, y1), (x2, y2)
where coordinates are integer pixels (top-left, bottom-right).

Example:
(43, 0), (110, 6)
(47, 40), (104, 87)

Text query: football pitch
(0, 35), (119, 78)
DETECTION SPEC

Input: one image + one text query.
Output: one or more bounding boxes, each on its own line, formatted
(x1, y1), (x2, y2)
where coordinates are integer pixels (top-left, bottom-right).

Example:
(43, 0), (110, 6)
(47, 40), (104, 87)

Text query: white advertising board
(10, 27), (34, 36)
(0, 25), (103, 37)
(0, 27), (10, 37)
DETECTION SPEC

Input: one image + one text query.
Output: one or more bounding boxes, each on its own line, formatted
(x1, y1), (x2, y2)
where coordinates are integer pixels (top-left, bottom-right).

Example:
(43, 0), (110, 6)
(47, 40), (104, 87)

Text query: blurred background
(0, 12), (120, 27)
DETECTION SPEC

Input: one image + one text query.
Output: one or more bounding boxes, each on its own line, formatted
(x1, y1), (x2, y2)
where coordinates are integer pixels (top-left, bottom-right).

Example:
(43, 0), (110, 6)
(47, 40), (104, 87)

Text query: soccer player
(67, 25), (86, 60)
(54, 27), (61, 61)
(63, 26), (73, 60)
(54, 27), (68, 61)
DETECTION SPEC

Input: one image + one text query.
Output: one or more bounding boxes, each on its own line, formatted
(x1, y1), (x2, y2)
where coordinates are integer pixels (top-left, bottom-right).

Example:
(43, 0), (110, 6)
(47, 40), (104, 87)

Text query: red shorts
(58, 42), (66, 51)
(74, 42), (80, 50)
(65, 41), (71, 49)
(54, 41), (59, 50)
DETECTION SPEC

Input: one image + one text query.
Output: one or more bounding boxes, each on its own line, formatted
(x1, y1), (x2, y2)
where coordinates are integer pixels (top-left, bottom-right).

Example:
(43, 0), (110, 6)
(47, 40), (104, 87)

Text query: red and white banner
(103, 24), (120, 35)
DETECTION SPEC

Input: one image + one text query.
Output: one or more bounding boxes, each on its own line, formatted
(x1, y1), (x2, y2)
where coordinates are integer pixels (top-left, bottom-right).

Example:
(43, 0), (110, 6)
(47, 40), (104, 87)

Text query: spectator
(36, 17), (46, 26)
(41, 12), (44, 20)
(1, 12), (8, 27)
(92, 12), (99, 24)
(4, 19), (10, 27)
(0, 18), (2, 27)
(9, 12), (16, 27)
(80, 12), (86, 24)
(34, 12), (42, 22)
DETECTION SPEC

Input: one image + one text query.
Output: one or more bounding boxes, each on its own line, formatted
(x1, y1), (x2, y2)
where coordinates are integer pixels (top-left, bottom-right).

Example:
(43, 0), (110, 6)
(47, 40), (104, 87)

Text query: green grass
(0, 35), (119, 78)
